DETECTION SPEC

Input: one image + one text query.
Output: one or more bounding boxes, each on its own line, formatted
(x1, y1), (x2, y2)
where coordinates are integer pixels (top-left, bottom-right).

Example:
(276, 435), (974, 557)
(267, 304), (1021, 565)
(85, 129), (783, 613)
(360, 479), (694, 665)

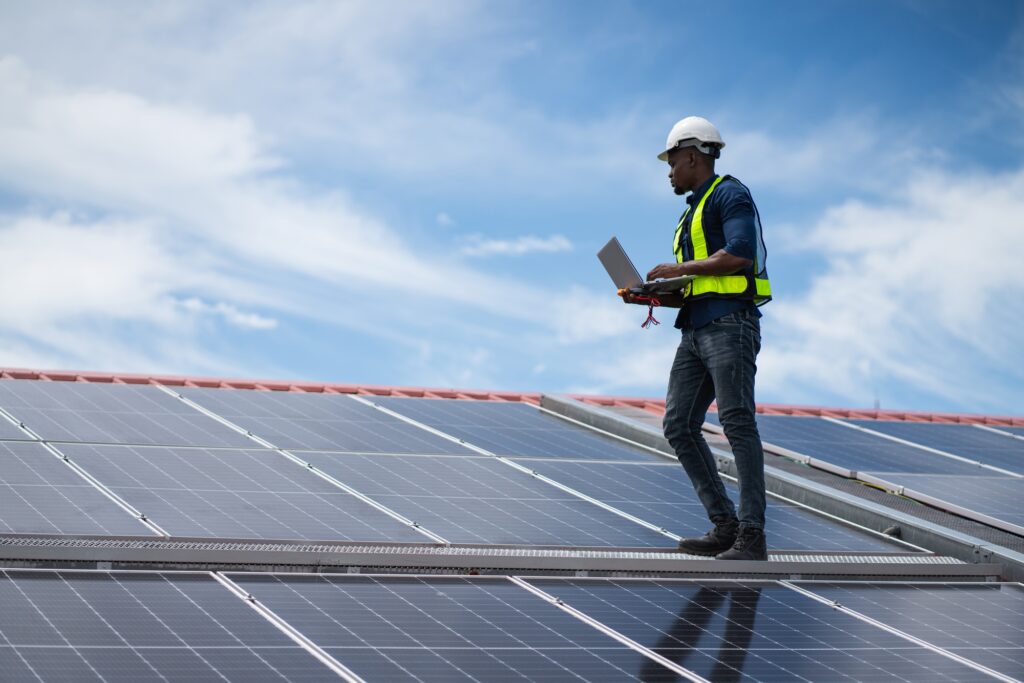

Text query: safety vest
(672, 175), (772, 304)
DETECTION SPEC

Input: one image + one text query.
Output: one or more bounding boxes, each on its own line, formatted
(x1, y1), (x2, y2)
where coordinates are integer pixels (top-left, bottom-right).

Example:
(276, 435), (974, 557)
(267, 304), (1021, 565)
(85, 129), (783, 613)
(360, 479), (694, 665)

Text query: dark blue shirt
(674, 174), (763, 330)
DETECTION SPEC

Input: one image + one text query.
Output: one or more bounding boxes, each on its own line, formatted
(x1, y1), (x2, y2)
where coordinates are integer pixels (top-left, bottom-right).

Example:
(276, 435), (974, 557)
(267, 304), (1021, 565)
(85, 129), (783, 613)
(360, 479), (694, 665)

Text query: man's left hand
(647, 263), (687, 280)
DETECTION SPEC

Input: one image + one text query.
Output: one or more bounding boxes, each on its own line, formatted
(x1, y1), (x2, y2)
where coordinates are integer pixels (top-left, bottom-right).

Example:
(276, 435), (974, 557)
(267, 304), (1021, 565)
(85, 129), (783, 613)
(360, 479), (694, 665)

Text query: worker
(622, 116), (772, 560)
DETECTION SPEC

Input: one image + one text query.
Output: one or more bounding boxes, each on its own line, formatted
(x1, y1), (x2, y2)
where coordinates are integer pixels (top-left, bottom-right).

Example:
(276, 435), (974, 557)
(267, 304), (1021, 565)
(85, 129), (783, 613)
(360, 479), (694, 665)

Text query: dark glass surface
(180, 387), (473, 454)
(1004, 427), (1024, 437)
(60, 444), (427, 542)
(231, 574), (682, 681)
(0, 570), (336, 681)
(530, 578), (984, 682)
(739, 414), (988, 476)
(376, 397), (663, 461)
(797, 582), (1024, 679)
(0, 380), (254, 448)
(300, 452), (672, 546)
(848, 420), (1024, 474)
(0, 441), (151, 535)
(515, 459), (901, 552)
(886, 473), (1024, 529)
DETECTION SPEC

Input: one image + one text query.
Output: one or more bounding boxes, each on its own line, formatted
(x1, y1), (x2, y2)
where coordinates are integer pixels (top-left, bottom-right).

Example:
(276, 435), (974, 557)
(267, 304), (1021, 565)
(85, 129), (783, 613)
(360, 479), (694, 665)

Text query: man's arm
(647, 249), (752, 280)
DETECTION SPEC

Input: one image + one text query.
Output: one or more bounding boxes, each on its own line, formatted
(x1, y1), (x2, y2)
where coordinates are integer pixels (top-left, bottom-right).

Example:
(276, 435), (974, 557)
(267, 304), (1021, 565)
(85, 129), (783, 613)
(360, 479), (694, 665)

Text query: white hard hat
(658, 116), (725, 161)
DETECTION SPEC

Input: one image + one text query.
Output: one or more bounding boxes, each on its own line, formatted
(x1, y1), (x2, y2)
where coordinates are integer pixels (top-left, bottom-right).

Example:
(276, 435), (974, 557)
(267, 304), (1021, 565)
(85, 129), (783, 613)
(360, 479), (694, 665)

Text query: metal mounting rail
(0, 535), (1000, 579)
(974, 423), (1024, 443)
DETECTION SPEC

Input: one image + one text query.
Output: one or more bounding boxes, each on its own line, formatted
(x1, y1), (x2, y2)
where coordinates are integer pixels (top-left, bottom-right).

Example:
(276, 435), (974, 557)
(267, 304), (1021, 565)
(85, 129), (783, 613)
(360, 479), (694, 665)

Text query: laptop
(597, 236), (695, 294)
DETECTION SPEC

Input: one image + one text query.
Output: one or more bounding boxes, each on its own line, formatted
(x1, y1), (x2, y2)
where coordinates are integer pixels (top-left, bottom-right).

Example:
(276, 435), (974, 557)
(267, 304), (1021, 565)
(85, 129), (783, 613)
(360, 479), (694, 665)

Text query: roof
(3, 365), (1022, 426)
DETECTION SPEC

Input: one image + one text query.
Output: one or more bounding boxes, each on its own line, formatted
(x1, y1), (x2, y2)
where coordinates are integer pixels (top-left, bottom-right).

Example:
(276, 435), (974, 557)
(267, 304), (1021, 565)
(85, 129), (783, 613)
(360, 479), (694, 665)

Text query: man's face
(666, 147), (695, 195)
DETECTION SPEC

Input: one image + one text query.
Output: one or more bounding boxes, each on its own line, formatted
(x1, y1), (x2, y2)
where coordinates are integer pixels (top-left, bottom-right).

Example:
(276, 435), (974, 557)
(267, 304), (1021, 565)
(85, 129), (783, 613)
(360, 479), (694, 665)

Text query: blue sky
(1, 0), (1022, 415)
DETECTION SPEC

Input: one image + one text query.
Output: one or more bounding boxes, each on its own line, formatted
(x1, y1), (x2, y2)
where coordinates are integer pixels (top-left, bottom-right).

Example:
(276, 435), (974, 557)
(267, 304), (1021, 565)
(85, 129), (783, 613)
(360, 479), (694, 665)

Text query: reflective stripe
(672, 175), (772, 304)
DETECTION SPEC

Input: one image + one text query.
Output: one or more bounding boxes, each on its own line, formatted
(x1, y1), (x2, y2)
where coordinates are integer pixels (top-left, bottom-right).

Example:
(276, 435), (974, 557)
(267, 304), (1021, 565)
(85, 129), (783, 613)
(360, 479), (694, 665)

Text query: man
(623, 116), (772, 560)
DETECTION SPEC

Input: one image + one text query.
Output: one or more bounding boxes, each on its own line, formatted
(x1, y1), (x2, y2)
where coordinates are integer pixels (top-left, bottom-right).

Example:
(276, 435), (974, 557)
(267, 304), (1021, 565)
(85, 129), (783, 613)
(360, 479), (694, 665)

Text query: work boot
(716, 526), (768, 561)
(676, 516), (739, 556)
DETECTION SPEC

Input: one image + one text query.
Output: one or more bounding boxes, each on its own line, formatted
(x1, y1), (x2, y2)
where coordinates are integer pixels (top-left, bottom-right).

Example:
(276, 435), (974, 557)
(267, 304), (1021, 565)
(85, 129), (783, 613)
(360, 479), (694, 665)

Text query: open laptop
(598, 236), (695, 294)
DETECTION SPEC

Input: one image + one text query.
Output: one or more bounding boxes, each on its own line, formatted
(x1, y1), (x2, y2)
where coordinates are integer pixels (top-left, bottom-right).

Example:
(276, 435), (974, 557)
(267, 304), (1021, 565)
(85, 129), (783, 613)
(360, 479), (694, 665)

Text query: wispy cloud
(460, 234), (573, 257)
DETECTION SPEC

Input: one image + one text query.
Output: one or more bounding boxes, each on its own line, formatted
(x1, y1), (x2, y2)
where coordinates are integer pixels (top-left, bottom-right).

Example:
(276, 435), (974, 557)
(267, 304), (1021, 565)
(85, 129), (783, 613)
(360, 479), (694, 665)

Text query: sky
(1, 0), (1022, 415)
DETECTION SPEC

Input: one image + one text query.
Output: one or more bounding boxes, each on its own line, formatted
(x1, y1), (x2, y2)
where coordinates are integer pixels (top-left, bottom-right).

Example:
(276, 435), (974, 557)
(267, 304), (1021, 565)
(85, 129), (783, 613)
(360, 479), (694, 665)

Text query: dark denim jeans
(663, 309), (766, 530)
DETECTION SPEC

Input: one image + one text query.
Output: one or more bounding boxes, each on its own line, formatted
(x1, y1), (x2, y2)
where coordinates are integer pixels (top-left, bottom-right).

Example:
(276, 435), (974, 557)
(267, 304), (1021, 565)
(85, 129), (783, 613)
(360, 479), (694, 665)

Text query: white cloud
(178, 298), (278, 330)
(757, 167), (1024, 412)
(460, 234), (573, 257)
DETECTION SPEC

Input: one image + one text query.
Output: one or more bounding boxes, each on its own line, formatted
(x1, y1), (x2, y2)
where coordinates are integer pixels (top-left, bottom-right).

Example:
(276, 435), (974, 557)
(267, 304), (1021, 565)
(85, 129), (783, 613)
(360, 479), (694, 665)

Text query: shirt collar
(686, 174), (719, 206)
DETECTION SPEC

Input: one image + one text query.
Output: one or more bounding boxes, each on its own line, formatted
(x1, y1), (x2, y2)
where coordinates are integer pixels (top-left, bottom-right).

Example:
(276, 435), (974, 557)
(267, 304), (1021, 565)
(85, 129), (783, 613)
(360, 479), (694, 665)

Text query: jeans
(663, 309), (766, 529)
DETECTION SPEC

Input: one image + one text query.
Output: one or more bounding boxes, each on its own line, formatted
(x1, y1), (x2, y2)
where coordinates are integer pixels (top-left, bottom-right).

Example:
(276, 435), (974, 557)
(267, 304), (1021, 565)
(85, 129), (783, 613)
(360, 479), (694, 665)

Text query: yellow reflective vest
(672, 175), (772, 304)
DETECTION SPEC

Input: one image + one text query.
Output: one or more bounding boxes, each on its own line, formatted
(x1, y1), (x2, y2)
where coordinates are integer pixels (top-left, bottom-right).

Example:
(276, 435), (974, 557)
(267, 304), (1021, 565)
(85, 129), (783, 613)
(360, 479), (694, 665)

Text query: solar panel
(0, 569), (336, 681)
(58, 444), (428, 542)
(229, 574), (682, 681)
(515, 459), (902, 552)
(179, 387), (473, 455)
(882, 473), (1024, 531)
(848, 420), (1024, 474)
(740, 414), (988, 476)
(0, 380), (254, 448)
(0, 441), (152, 536)
(527, 578), (985, 681)
(794, 582), (1024, 679)
(298, 452), (672, 546)
(376, 397), (663, 461)
(1004, 426), (1024, 437)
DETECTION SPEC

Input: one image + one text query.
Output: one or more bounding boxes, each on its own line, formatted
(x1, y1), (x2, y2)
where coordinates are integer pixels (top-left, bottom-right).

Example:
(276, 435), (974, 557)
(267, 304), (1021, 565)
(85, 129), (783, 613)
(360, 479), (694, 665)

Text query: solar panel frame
(228, 573), (684, 682)
(375, 396), (666, 462)
(526, 577), (988, 682)
(297, 452), (674, 547)
(0, 569), (338, 681)
(0, 411), (31, 441)
(178, 387), (475, 455)
(509, 458), (905, 552)
(0, 441), (153, 536)
(847, 419), (1024, 474)
(57, 443), (430, 542)
(792, 581), (1024, 679)
(0, 380), (256, 448)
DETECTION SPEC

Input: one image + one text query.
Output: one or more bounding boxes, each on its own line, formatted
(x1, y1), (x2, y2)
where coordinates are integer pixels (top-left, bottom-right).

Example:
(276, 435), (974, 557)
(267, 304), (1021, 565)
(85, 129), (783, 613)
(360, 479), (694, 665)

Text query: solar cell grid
(848, 420), (1024, 474)
(528, 578), (986, 682)
(515, 459), (902, 552)
(0, 380), (254, 448)
(0, 570), (337, 681)
(736, 414), (989, 476)
(0, 441), (151, 536)
(795, 582), (1024, 679)
(299, 452), (672, 547)
(230, 574), (682, 682)
(179, 387), (473, 454)
(377, 396), (663, 461)
(58, 444), (427, 542)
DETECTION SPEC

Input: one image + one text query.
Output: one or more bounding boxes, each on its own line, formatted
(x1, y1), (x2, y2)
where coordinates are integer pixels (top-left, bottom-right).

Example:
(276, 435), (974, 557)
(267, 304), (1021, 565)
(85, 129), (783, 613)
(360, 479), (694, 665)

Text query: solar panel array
(709, 411), (1024, 535)
(3, 570), (1018, 682)
(1, 378), (1021, 681)
(0, 380), (901, 549)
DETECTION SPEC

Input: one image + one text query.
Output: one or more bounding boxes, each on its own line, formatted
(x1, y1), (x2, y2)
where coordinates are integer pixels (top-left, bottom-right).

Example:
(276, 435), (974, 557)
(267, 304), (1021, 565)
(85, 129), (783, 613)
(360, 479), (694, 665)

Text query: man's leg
(695, 310), (766, 559)
(664, 330), (737, 543)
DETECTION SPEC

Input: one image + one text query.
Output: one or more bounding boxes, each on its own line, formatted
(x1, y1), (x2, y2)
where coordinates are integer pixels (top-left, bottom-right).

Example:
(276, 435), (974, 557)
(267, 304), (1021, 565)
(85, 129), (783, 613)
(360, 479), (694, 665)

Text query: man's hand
(646, 263), (688, 280)
(618, 288), (643, 305)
